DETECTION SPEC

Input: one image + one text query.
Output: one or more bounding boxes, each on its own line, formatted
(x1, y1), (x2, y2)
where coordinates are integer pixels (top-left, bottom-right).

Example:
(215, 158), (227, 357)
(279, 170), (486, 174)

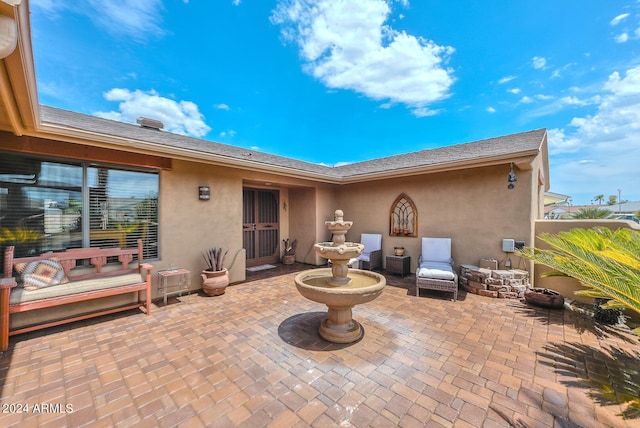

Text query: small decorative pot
(394, 227), (401, 235)
(403, 228), (409, 235)
(201, 268), (229, 296)
(394, 247), (405, 256)
(282, 255), (295, 265)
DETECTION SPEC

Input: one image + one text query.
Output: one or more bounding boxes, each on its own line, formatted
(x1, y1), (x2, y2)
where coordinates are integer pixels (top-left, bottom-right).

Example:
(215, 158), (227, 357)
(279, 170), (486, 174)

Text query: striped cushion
(15, 259), (69, 290)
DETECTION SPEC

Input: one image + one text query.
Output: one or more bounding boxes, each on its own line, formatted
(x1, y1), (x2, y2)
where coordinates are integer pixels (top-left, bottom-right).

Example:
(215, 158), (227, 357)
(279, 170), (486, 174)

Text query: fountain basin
(313, 242), (364, 260)
(294, 268), (386, 343)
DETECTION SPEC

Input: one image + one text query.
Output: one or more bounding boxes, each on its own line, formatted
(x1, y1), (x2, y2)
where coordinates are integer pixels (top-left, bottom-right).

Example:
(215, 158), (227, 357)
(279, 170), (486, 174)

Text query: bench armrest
(139, 263), (153, 272)
(0, 277), (17, 289)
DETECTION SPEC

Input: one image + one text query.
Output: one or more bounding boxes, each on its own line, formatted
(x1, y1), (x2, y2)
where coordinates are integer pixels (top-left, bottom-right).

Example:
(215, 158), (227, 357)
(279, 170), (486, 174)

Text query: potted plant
(201, 246), (229, 296)
(282, 238), (297, 265)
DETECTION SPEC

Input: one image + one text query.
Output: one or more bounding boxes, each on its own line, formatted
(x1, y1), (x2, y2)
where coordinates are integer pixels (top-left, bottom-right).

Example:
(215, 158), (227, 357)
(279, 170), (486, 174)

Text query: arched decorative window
(389, 193), (417, 237)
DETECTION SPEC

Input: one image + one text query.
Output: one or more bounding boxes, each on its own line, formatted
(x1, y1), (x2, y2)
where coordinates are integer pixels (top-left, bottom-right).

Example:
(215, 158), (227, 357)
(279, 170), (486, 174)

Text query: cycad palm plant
(571, 208), (611, 219)
(517, 227), (640, 336)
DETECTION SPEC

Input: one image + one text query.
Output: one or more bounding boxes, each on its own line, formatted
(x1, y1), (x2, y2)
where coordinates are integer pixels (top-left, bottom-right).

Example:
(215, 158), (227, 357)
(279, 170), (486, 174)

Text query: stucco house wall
(337, 164), (540, 272)
(159, 160), (245, 285)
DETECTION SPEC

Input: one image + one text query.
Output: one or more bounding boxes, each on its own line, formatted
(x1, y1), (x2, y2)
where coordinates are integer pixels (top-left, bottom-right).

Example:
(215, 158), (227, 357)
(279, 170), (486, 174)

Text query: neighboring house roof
(39, 106), (547, 184)
(616, 201), (640, 213)
(544, 191), (570, 206)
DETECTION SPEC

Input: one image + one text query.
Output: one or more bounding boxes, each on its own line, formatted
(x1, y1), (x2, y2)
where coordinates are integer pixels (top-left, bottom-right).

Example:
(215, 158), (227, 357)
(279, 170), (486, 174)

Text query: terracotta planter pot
(282, 255), (295, 265)
(394, 247), (405, 256)
(201, 269), (229, 296)
(524, 288), (564, 309)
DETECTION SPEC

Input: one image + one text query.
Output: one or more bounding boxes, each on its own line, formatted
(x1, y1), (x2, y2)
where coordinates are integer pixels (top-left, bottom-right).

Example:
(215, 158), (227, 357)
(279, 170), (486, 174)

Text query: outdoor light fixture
(0, 15), (17, 59)
(507, 163), (517, 189)
(199, 186), (210, 200)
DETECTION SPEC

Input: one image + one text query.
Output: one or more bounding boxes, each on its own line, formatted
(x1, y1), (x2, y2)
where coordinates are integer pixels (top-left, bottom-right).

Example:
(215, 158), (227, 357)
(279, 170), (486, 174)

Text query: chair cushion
(421, 238), (452, 263)
(357, 253), (371, 262)
(360, 234), (381, 252)
(417, 261), (455, 280)
(15, 259), (69, 290)
(10, 273), (144, 305)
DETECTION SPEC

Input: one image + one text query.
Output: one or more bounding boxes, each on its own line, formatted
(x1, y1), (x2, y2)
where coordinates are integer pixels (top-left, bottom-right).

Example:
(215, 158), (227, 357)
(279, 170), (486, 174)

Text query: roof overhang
(0, 0), (39, 136)
(337, 152), (539, 185)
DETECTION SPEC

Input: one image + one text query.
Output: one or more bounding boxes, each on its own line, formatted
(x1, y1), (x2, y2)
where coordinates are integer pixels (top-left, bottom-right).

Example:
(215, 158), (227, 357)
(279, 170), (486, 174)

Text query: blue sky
(31, 0), (640, 205)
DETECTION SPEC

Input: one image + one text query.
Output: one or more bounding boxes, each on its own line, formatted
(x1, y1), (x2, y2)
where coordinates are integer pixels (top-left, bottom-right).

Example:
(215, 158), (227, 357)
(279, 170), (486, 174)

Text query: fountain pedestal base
(319, 306), (363, 343)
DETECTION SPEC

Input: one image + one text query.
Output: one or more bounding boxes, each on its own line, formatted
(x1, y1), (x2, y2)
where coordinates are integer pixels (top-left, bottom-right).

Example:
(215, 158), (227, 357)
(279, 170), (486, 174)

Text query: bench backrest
(4, 239), (144, 281)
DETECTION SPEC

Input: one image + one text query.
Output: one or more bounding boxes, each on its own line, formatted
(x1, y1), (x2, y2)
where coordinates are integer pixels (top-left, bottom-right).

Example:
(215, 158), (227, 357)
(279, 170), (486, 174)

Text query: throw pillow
(15, 259), (69, 290)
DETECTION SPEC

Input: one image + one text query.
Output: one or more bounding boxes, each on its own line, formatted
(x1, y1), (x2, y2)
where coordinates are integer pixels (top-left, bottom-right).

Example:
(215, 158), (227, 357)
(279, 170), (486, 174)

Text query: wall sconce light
(199, 186), (210, 200)
(282, 202), (287, 211)
(507, 163), (517, 189)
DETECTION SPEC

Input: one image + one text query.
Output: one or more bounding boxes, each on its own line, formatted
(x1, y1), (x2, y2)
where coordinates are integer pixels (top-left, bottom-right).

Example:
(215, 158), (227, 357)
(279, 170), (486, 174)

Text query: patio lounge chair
(349, 233), (382, 270)
(416, 237), (458, 300)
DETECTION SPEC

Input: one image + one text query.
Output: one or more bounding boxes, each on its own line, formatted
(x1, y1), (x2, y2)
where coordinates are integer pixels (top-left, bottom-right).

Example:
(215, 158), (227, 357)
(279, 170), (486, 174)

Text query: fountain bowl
(313, 242), (364, 261)
(294, 268), (386, 343)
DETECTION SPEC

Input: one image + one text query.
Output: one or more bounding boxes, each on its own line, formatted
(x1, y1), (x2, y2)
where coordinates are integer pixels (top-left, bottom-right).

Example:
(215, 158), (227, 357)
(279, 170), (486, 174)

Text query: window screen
(0, 152), (159, 272)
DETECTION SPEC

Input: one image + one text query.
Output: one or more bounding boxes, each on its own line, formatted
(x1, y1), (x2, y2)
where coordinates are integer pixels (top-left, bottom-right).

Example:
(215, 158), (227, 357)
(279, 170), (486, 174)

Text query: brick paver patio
(1, 263), (638, 427)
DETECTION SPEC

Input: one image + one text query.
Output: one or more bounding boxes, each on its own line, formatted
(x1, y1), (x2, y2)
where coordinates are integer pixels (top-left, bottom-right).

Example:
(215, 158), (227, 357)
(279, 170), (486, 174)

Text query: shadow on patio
(0, 262), (638, 427)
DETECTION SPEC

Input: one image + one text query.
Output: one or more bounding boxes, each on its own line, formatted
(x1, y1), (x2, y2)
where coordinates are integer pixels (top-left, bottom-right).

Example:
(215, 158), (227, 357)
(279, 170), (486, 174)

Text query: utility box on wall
(502, 239), (515, 253)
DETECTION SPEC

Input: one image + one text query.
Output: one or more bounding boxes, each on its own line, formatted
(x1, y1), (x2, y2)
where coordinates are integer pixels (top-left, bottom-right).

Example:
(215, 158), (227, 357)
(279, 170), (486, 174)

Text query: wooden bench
(1, 239), (152, 351)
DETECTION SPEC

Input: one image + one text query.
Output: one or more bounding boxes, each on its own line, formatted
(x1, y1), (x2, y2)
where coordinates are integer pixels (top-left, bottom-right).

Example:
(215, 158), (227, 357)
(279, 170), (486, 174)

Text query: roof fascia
(337, 151), (540, 185)
(0, 0), (39, 135)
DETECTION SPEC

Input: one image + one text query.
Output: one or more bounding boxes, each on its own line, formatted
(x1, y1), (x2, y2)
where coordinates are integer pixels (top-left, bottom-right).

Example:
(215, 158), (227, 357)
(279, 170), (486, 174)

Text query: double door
(242, 188), (280, 267)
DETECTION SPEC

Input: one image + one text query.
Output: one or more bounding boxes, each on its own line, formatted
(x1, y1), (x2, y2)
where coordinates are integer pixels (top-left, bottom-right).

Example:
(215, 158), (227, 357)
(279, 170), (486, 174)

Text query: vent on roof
(136, 117), (164, 130)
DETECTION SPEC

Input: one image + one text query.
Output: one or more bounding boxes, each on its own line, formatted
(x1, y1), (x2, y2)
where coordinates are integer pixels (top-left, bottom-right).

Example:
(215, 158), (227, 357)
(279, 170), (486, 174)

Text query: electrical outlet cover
(502, 239), (515, 252)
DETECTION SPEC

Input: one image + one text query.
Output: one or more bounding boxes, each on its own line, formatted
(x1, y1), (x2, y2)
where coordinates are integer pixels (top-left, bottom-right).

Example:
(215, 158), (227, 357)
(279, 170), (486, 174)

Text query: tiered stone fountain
(294, 210), (386, 343)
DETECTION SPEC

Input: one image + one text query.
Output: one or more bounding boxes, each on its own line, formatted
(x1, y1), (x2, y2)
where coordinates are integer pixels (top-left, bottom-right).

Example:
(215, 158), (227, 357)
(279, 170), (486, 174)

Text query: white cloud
(498, 75), (516, 84)
(615, 32), (629, 43)
(215, 103), (230, 110)
(547, 66), (640, 202)
(532, 56), (547, 69)
(95, 88), (211, 137)
(232, 0), (241, 5)
(519, 96), (533, 104)
(610, 13), (629, 26)
(220, 130), (237, 137)
(486, 106), (496, 113)
(271, 0), (455, 115)
(508, 88), (521, 94)
(32, 0), (165, 41)
(89, 0), (165, 41)
(412, 107), (439, 117)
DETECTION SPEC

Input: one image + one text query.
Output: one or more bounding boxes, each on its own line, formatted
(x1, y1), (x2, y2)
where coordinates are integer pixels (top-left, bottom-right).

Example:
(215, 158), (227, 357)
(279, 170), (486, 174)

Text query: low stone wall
(459, 264), (530, 299)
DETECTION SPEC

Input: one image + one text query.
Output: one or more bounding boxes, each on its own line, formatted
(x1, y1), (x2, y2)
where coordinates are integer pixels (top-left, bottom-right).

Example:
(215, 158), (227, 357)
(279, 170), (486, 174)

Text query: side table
(386, 255), (411, 278)
(157, 268), (191, 305)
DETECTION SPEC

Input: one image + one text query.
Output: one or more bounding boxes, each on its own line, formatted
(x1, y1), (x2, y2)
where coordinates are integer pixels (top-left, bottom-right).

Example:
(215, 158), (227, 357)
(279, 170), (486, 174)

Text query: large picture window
(0, 152), (159, 270)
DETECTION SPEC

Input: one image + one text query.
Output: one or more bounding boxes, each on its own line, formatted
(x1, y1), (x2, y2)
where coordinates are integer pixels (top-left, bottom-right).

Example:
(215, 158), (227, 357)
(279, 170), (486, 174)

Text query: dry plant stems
(203, 247), (228, 271)
(283, 238), (297, 256)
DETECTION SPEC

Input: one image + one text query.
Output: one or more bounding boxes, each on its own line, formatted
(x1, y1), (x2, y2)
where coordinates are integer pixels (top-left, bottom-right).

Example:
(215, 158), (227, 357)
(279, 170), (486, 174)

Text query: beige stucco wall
(289, 187), (317, 264)
(157, 160), (245, 291)
(335, 163), (541, 274)
(532, 219), (640, 304)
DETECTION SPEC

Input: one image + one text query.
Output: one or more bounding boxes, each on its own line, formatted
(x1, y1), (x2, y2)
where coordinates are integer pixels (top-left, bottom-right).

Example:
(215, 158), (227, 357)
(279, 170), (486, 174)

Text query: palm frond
(516, 227), (640, 333)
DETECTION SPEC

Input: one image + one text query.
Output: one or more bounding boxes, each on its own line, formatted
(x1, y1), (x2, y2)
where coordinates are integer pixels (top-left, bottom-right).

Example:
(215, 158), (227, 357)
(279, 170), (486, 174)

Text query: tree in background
(517, 227), (640, 336)
(593, 194), (605, 205)
(571, 208), (611, 219)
